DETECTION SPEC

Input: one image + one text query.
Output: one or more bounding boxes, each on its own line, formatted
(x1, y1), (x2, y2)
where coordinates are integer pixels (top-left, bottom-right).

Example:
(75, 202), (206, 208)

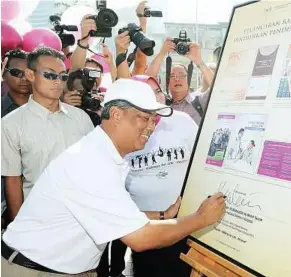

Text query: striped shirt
(171, 89), (210, 126)
(1, 96), (94, 198)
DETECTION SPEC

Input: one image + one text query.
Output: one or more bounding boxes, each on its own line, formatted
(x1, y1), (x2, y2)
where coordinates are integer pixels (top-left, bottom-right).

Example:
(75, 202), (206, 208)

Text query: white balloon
(61, 5), (96, 50)
(9, 19), (32, 36)
(61, 5), (96, 26)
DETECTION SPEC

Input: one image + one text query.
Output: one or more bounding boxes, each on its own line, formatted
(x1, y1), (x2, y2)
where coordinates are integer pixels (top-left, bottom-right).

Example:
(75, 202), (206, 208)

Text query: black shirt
(1, 93), (19, 118)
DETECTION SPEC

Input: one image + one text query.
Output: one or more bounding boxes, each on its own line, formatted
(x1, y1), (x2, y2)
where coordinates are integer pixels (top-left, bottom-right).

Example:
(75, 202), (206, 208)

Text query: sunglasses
(6, 68), (26, 78)
(33, 70), (69, 82)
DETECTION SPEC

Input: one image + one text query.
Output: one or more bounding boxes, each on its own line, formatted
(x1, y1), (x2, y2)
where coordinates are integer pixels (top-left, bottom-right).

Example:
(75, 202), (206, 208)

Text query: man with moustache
(1, 78), (226, 277)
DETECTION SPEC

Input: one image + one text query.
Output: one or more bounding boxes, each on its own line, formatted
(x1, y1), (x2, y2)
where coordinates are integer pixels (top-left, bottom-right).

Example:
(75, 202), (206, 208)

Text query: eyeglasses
(170, 73), (187, 79)
(6, 68), (26, 78)
(33, 70), (69, 82)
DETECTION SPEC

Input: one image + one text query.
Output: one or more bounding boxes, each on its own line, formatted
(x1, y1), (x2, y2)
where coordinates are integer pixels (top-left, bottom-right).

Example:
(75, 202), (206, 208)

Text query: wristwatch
(159, 211), (165, 220)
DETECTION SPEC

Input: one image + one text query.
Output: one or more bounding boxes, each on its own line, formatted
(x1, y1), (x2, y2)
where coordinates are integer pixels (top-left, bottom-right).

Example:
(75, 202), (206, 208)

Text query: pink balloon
(1, 0), (20, 22)
(22, 28), (62, 52)
(91, 54), (110, 73)
(1, 21), (23, 56)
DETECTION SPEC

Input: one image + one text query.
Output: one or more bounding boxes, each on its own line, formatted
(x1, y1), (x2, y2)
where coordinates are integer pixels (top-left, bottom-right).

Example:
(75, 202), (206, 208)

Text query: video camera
(49, 15), (78, 48)
(140, 7), (163, 17)
(118, 23), (155, 56)
(173, 30), (191, 56)
(67, 68), (103, 112)
(87, 0), (118, 38)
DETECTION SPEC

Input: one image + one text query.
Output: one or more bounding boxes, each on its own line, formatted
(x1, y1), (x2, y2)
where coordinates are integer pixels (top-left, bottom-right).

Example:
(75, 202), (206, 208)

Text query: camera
(49, 15), (78, 48)
(87, 1), (118, 38)
(143, 7), (163, 17)
(118, 23), (155, 56)
(67, 68), (103, 112)
(173, 30), (191, 56)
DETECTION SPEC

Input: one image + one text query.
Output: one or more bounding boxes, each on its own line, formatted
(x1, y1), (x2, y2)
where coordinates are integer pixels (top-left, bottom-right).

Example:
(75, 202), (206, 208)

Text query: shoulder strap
(165, 55), (172, 95)
(191, 96), (204, 117)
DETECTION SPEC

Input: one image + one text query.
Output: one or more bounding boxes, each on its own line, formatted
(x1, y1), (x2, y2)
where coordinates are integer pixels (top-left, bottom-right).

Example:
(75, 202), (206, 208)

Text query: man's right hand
(160, 37), (176, 56)
(115, 31), (131, 54)
(80, 14), (97, 44)
(196, 192), (226, 226)
(63, 91), (82, 107)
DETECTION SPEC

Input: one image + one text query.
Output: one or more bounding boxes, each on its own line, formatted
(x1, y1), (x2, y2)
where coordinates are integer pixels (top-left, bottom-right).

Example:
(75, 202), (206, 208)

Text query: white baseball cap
(102, 78), (173, 117)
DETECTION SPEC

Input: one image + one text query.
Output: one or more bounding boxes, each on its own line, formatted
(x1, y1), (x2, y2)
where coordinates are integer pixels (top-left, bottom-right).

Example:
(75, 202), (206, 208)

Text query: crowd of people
(1, 1), (225, 277)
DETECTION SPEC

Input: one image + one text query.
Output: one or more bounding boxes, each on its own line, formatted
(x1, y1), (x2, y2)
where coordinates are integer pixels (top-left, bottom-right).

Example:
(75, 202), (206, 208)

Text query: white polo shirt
(125, 111), (198, 211)
(3, 127), (149, 274)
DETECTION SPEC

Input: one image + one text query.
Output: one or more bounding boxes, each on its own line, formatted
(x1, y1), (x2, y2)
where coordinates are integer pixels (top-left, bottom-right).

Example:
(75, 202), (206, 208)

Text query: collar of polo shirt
(27, 95), (72, 120)
(97, 126), (126, 165)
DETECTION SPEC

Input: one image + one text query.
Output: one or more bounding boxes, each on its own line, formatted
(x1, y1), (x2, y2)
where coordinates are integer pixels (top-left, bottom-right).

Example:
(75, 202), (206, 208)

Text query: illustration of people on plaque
(227, 128), (245, 160)
(235, 140), (256, 165)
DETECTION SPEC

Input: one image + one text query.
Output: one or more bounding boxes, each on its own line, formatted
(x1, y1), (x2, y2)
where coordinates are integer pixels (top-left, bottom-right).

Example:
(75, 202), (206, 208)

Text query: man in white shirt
(2, 79), (226, 277)
(1, 46), (94, 225)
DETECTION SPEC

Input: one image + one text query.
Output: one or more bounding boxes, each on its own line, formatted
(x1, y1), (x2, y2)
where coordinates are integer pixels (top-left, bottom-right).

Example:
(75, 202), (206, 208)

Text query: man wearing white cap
(1, 79), (226, 277)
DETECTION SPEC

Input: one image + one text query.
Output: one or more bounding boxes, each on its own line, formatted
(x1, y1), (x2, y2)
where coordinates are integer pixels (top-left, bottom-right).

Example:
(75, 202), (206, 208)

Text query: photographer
(147, 38), (214, 125)
(116, 0), (158, 79)
(69, 14), (117, 82)
(65, 68), (104, 127)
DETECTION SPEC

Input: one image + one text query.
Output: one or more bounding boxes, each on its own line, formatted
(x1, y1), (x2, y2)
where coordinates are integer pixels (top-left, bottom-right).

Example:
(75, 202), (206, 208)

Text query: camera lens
(131, 30), (155, 56)
(97, 9), (118, 28)
(177, 42), (189, 55)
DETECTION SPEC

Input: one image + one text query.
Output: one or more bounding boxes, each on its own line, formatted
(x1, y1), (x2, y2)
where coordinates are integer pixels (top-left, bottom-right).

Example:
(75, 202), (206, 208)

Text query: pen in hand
(208, 195), (227, 199)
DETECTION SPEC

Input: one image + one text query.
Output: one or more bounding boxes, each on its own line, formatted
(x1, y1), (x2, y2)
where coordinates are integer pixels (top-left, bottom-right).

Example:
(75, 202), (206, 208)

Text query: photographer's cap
(102, 78), (173, 117)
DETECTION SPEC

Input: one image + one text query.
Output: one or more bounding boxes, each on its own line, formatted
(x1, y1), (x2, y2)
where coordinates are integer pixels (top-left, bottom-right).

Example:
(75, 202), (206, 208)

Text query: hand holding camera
(136, 1), (148, 27)
(136, 1), (163, 18)
(118, 23), (155, 56)
(80, 14), (96, 44)
(160, 37), (176, 56)
(185, 42), (203, 66)
(115, 31), (131, 54)
(63, 91), (82, 107)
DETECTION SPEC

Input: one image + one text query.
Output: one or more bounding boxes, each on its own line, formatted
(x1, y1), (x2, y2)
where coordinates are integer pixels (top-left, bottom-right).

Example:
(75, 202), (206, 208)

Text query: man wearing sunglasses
(1, 49), (31, 118)
(1, 49), (31, 230)
(1, 46), (94, 224)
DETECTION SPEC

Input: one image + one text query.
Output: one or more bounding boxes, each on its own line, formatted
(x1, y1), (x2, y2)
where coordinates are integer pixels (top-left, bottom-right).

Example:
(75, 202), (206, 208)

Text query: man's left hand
(185, 43), (203, 66)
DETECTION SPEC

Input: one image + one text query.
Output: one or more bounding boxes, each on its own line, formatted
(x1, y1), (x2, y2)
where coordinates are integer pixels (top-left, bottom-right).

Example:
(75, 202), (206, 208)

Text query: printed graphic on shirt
(127, 145), (189, 179)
